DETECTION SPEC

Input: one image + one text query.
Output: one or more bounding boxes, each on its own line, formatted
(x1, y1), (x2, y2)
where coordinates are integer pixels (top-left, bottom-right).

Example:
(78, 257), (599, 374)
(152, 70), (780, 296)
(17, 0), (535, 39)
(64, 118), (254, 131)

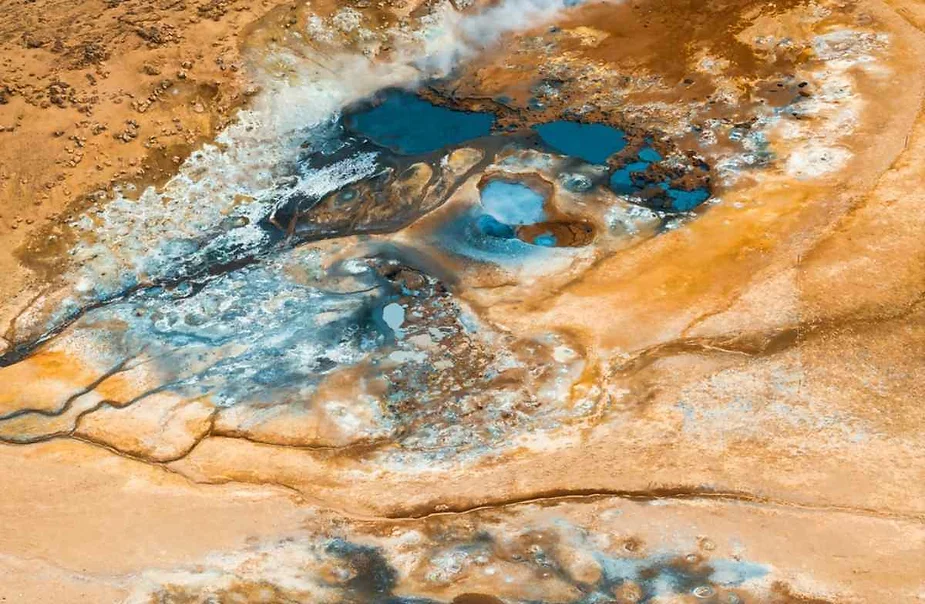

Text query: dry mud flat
(1, 0), (925, 602)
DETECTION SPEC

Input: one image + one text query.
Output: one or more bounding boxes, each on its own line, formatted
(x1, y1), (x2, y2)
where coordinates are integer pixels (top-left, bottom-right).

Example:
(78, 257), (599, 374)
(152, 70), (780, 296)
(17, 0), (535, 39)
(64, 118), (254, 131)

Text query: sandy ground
(0, 0), (301, 342)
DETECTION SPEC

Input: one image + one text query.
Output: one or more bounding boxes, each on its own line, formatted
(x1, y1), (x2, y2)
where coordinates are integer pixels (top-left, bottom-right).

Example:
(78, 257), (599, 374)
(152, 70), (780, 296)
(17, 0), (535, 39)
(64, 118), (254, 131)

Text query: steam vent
(2, 0), (925, 601)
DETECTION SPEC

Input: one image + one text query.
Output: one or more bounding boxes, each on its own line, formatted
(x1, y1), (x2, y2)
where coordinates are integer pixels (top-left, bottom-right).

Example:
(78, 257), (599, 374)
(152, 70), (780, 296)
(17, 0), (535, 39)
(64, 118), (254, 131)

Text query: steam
(417, 0), (578, 77)
(262, 0), (586, 134)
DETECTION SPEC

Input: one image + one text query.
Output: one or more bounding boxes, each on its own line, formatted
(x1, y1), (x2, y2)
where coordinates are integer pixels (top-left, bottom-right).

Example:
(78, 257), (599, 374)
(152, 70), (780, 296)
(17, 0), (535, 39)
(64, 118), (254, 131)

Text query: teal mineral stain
(533, 121), (627, 164)
(476, 214), (516, 239)
(437, 208), (558, 266)
(709, 560), (768, 586)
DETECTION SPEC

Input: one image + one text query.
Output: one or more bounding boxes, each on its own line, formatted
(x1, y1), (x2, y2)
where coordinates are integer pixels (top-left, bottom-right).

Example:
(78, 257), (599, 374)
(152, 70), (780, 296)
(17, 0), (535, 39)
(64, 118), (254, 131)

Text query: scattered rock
(21, 32), (46, 49)
(73, 40), (108, 66)
(135, 24), (176, 46)
(47, 80), (75, 108)
(198, 0), (232, 21)
(115, 120), (140, 142)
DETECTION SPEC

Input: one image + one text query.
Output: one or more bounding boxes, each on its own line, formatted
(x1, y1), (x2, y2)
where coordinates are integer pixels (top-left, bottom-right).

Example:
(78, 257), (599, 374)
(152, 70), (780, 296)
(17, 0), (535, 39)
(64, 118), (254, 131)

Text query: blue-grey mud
(1, 0), (925, 602)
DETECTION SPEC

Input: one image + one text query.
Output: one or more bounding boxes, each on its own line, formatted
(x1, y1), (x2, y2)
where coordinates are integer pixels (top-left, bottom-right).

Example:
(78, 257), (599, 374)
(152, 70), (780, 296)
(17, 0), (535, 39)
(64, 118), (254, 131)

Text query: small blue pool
(608, 157), (710, 212)
(344, 90), (496, 155)
(533, 121), (627, 164)
(609, 161), (651, 195)
(667, 187), (710, 211)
